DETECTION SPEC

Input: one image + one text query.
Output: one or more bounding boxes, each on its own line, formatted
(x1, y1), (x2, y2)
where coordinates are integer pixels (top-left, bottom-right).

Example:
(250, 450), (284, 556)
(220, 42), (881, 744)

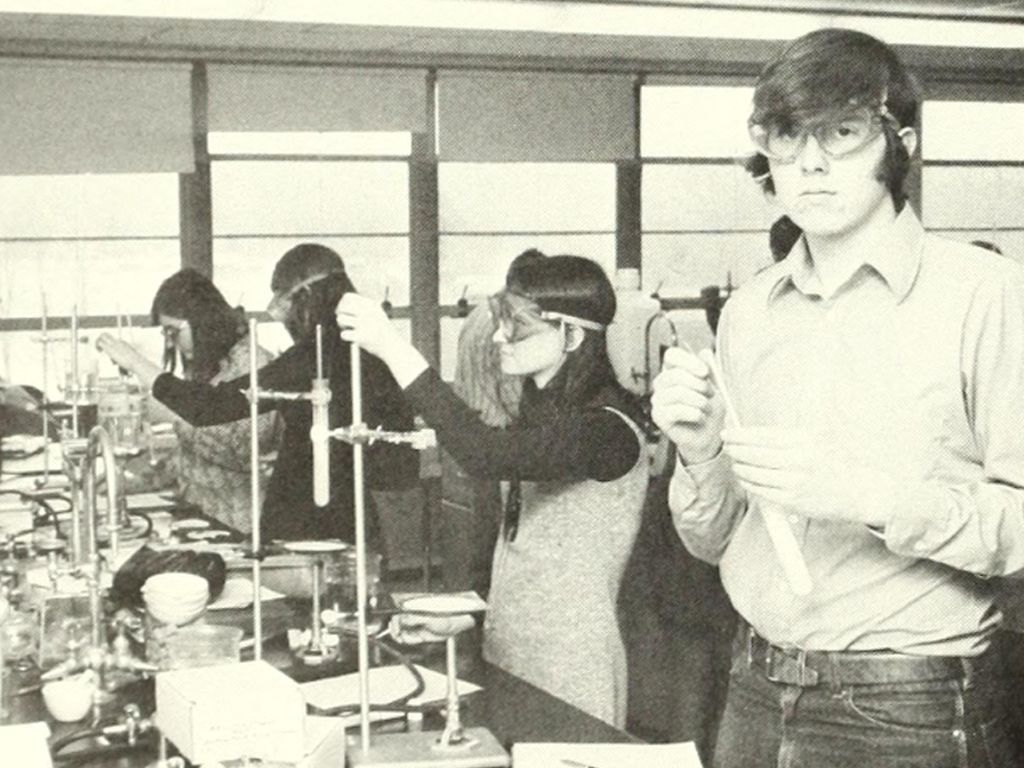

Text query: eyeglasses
(266, 272), (329, 323)
(491, 299), (554, 344)
(490, 294), (607, 344)
(160, 321), (187, 347)
(749, 106), (903, 164)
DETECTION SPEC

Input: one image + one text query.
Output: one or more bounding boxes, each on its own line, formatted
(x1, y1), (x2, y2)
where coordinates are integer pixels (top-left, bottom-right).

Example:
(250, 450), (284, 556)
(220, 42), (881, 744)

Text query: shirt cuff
(883, 482), (952, 558)
(670, 449), (732, 510)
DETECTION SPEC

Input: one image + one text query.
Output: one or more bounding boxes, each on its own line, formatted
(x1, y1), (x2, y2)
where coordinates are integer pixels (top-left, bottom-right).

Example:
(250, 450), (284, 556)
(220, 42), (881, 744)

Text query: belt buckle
(764, 645), (819, 687)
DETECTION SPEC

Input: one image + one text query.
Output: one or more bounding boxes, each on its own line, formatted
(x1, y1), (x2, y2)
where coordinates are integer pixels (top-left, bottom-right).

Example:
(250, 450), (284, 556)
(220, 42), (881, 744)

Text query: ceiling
(0, 2), (1020, 87)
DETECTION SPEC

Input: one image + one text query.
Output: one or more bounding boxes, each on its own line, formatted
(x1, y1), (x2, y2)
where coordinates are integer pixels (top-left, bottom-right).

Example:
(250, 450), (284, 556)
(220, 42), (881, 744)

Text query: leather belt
(741, 623), (969, 688)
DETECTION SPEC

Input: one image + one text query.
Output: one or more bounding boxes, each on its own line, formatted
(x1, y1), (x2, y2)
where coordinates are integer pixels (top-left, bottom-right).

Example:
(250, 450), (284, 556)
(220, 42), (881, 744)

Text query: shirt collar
(767, 205), (925, 305)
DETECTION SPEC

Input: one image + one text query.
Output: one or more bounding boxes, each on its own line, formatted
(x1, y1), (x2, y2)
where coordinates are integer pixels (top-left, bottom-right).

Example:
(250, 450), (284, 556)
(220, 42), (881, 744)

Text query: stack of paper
(511, 742), (703, 768)
(300, 664), (481, 730)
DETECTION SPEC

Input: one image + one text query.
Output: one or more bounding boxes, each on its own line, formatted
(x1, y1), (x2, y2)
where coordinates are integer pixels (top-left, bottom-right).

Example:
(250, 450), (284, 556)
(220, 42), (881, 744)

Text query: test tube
(706, 352), (813, 596)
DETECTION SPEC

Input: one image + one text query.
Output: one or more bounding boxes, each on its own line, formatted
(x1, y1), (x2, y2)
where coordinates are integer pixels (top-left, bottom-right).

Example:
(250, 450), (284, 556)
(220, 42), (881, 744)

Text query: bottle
(605, 268), (661, 395)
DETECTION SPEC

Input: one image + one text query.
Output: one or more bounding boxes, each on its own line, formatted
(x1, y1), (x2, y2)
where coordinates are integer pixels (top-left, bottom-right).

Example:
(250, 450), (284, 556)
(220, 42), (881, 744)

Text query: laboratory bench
(0, 476), (636, 766)
(4, 616), (636, 767)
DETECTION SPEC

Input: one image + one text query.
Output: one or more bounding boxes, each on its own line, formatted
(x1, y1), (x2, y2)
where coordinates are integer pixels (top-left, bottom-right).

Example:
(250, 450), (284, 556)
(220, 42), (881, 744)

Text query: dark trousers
(715, 626), (1019, 768)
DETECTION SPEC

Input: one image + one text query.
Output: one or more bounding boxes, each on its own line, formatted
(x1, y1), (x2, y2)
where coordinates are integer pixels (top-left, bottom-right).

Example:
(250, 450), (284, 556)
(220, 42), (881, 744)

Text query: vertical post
(616, 74), (643, 272)
(70, 305), (80, 437)
(351, 343), (372, 753)
(39, 295), (50, 484)
(180, 61), (213, 277)
(409, 70), (440, 588)
(248, 319), (263, 661)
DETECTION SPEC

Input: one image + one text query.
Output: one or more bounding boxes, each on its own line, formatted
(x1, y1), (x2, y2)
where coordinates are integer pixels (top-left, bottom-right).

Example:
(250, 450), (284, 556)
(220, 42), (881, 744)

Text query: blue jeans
(714, 629), (1018, 768)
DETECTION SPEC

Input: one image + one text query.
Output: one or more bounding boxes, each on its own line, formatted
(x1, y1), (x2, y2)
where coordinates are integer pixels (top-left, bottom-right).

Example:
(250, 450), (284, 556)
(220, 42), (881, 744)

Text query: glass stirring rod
(704, 350), (814, 596)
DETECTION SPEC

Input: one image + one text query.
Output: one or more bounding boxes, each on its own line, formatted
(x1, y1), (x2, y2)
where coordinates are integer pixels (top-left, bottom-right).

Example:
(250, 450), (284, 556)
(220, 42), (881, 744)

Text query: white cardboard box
(155, 660), (306, 765)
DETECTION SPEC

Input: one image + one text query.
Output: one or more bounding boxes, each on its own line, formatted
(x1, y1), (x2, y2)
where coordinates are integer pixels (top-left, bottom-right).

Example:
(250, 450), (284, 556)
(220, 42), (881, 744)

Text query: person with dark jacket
(97, 244), (417, 544)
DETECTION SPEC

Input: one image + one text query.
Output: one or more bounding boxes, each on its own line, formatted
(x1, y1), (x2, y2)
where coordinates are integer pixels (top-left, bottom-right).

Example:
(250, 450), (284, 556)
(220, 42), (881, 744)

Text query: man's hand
(336, 293), (427, 387)
(650, 347), (726, 465)
(722, 426), (896, 527)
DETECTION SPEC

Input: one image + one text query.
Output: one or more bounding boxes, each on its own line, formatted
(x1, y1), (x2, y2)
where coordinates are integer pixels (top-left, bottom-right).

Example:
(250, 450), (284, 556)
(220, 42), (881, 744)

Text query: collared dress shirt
(670, 207), (1024, 656)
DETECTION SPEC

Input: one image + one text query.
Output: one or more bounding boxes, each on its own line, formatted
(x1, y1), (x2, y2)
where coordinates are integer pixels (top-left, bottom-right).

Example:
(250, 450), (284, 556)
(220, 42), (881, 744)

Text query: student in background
(98, 245), (418, 545)
(139, 269), (281, 533)
(443, 247), (545, 597)
(653, 28), (1024, 767)
(339, 255), (647, 727)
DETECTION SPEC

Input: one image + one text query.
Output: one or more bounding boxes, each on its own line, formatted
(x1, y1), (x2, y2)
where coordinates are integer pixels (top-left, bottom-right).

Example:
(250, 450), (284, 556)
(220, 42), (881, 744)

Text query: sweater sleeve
(403, 368), (640, 482)
(151, 345), (305, 427)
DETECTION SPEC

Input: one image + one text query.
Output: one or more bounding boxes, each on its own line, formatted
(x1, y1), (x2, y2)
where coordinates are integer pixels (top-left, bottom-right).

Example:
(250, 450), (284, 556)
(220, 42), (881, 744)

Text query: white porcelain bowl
(42, 678), (94, 722)
(143, 573), (209, 626)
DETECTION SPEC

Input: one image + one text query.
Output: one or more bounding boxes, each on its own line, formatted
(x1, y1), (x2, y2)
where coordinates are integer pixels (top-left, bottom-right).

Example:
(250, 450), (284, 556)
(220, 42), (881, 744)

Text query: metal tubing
(71, 305), (79, 437)
(248, 319), (263, 661)
(351, 342), (372, 753)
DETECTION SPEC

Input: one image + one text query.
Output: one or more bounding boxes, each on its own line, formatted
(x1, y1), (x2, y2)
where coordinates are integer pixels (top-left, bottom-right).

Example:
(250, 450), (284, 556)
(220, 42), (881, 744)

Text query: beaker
(324, 550), (382, 616)
(97, 382), (147, 456)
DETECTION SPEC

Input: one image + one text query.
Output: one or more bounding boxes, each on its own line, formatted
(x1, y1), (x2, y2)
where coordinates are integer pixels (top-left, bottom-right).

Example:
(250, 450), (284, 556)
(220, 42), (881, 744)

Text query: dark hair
(746, 28), (920, 208)
(506, 248), (546, 284)
(970, 240), (1003, 256)
(272, 244), (356, 340)
(151, 269), (245, 382)
(769, 215), (803, 262)
(504, 255), (622, 408)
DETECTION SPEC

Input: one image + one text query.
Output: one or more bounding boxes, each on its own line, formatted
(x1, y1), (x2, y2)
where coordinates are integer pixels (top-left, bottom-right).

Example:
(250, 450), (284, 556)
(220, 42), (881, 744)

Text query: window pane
(0, 239), (179, 317)
(642, 232), (771, 297)
(439, 163), (615, 233)
(212, 160), (409, 236)
(922, 102), (1024, 161)
(0, 326), (164, 401)
(438, 234), (616, 304)
(922, 166), (1024, 229)
(643, 164), (773, 231)
(214, 236), (410, 311)
(641, 86), (754, 158)
(0, 173), (179, 238)
(209, 131), (412, 156)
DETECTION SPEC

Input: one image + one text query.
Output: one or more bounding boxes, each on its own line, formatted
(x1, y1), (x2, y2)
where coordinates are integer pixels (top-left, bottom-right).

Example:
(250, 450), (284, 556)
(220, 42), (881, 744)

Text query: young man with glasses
(652, 28), (1024, 767)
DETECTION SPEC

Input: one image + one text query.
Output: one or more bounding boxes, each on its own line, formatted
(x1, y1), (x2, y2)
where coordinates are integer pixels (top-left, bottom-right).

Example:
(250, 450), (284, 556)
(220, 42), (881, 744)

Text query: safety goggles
(266, 272), (330, 323)
(748, 106), (904, 164)
(489, 293), (605, 344)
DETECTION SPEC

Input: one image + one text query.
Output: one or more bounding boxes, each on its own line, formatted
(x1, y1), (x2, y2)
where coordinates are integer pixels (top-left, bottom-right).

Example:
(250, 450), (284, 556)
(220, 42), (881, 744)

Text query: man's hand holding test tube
(651, 346), (813, 596)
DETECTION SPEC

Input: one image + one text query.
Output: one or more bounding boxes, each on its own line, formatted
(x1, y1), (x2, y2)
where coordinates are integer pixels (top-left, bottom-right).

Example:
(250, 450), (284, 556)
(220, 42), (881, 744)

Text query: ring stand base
(347, 727), (510, 768)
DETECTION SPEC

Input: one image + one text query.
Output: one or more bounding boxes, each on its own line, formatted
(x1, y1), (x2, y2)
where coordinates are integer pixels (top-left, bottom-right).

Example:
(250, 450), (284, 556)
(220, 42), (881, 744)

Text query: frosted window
(439, 234), (615, 305)
(214, 236), (410, 312)
(642, 164), (774, 232)
(922, 166), (1024, 229)
(641, 86), (755, 158)
(0, 240), (179, 318)
(439, 163), (615, 233)
(212, 161), (409, 236)
(0, 174), (179, 238)
(209, 132), (411, 157)
(922, 102), (1024, 161)
(641, 232), (772, 298)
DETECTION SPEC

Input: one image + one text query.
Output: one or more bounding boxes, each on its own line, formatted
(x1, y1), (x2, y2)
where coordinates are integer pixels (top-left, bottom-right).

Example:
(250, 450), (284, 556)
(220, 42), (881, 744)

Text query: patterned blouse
(172, 336), (281, 533)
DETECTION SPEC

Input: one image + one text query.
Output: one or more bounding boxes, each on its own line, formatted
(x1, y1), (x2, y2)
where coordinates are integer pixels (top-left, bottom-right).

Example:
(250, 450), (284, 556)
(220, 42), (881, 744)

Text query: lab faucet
(642, 310), (681, 394)
(63, 425), (123, 570)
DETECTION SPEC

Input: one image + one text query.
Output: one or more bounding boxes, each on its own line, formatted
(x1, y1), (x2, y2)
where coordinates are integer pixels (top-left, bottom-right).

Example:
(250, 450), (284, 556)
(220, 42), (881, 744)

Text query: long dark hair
(150, 269), (246, 383)
(503, 255), (635, 417)
(271, 244), (356, 341)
